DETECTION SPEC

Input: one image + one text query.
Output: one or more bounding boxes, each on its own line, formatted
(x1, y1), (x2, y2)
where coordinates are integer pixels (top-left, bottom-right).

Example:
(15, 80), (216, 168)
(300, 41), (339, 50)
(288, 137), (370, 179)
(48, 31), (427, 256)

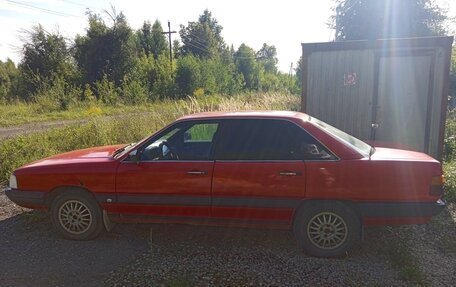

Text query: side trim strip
(97, 193), (302, 209)
(211, 197), (301, 209)
(116, 214), (289, 226)
(358, 200), (445, 218)
(117, 195), (211, 206)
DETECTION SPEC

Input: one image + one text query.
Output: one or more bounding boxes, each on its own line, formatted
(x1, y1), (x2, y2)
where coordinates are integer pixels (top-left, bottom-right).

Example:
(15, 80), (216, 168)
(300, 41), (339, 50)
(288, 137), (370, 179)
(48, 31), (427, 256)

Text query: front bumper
(4, 188), (47, 208)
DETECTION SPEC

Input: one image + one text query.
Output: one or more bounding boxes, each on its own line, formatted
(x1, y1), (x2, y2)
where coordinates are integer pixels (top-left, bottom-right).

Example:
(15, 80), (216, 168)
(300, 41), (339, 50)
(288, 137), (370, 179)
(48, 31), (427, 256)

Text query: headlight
(9, 174), (17, 189)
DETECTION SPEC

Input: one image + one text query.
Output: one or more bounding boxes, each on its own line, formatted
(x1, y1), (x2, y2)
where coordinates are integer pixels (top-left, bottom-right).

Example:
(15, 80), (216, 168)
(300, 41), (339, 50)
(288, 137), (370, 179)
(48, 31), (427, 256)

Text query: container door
(373, 53), (434, 152)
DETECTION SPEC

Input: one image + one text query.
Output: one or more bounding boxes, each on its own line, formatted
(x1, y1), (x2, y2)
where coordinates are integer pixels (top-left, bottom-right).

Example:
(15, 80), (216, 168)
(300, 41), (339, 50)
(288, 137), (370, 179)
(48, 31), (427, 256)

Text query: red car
(6, 111), (445, 257)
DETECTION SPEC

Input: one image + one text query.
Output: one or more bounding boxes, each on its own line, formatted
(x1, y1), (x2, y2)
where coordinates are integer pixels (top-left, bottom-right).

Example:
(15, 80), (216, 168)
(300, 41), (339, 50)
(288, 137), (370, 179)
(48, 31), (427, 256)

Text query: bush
(443, 161), (456, 202)
(33, 77), (82, 112)
(95, 75), (119, 105)
(121, 79), (148, 105)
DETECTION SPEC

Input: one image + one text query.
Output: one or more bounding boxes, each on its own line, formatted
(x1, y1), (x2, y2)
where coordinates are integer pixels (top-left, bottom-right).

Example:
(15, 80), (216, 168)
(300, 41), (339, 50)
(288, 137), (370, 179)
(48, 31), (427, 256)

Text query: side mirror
(161, 144), (170, 157)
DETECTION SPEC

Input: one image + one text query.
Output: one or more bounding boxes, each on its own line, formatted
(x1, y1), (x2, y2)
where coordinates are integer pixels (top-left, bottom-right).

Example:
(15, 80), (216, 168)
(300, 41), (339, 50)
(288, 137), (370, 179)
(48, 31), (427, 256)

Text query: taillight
(429, 175), (445, 196)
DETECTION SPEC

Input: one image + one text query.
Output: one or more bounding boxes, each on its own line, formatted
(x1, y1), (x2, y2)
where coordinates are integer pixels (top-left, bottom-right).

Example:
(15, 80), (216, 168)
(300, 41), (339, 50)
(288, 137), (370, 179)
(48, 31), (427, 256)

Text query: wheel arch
(45, 185), (97, 207)
(292, 199), (363, 230)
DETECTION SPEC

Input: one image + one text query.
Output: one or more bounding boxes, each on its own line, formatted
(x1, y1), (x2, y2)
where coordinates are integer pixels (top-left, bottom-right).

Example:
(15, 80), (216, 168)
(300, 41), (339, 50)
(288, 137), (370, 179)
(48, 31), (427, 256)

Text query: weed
(443, 161), (456, 202)
(384, 231), (428, 285)
(441, 234), (456, 254)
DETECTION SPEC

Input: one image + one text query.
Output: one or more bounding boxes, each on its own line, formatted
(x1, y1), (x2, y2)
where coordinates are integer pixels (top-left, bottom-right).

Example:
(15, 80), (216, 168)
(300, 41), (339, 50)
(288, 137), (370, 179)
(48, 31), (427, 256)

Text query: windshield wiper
(112, 143), (135, 158)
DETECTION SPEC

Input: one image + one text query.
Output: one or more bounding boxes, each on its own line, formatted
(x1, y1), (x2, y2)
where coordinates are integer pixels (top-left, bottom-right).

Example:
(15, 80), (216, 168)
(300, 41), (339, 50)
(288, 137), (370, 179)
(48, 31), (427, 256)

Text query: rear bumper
(359, 199), (446, 218)
(4, 188), (47, 208)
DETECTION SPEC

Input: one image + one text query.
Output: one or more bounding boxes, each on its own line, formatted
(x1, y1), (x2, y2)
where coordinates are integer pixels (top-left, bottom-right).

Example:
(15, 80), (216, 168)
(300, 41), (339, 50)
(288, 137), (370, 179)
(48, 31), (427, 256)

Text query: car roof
(177, 110), (311, 121)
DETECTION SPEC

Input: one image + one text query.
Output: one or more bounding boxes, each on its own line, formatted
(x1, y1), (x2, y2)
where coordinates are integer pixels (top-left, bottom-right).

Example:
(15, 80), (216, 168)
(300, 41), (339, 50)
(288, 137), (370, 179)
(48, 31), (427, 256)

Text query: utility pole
(289, 62), (294, 91)
(288, 62), (294, 77)
(162, 21), (176, 78)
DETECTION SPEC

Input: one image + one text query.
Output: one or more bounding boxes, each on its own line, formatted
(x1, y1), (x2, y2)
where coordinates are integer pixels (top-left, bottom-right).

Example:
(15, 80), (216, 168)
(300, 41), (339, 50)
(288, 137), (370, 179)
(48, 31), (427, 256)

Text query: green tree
(330, 0), (448, 40)
(172, 39), (181, 59)
(74, 11), (137, 86)
(235, 44), (258, 90)
(137, 20), (167, 59)
(18, 25), (74, 99)
(0, 59), (19, 101)
(450, 47), (456, 109)
(179, 10), (226, 59)
(175, 55), (201, 97)
(256, 43), (278, 74)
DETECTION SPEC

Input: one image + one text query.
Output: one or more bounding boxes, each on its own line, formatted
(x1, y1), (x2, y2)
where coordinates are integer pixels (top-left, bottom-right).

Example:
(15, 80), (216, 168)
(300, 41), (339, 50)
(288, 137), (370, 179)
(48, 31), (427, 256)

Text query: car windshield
(308, 116), (373, 157)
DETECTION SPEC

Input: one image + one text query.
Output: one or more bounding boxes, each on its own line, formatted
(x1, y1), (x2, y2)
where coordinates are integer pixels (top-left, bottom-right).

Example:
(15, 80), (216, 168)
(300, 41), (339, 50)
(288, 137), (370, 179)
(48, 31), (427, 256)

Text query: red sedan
(5, 111), (445, 257)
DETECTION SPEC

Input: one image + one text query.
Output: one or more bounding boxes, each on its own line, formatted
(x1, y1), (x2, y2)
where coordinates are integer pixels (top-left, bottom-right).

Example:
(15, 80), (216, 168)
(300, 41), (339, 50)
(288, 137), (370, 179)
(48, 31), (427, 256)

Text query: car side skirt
(109, 213), (291, 229)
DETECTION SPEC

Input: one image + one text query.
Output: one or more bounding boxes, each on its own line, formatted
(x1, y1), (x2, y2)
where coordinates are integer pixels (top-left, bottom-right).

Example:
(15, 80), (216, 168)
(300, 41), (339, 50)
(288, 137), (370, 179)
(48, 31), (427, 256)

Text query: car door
(211, 119), (309, 224)
(115, 120), (219, 219)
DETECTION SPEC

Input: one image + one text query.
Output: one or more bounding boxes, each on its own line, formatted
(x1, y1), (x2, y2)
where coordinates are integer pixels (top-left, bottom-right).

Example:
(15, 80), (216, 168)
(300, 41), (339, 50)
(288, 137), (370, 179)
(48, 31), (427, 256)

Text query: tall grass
(0, 102), (152, 127)
(0, 93), (299, 184)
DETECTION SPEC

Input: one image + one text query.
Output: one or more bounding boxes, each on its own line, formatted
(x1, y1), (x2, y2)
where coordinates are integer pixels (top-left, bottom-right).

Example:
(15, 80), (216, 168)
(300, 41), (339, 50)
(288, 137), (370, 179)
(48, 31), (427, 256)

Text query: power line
(58, 0), (100, 11)
(4, 0), (84, 18)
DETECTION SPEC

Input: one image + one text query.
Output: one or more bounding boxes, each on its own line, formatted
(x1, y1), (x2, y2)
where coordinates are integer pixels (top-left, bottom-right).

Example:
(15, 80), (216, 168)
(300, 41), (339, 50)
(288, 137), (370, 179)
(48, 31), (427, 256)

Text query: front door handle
(278, 171), (300, 176)
(186, 170), (207, 175)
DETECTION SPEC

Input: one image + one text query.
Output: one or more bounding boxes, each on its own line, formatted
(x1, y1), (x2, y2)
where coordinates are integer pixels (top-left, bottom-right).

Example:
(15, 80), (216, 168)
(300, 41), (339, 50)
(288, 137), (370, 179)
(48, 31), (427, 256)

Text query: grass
(0, 93), (299, 184)
(441, 234), (456, 254)
(0, 102), (156, 127)
(0, 92), (301, 128)
(162, 275), (196, 287)
(443, 161), (456, 202)
(384, 231), (428, 285)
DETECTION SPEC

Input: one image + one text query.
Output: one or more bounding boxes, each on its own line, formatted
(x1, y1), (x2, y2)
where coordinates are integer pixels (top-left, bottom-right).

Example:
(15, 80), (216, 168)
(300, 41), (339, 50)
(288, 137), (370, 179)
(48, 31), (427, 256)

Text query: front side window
(140, 121), (219, 161)
(214, 119), (335, 161)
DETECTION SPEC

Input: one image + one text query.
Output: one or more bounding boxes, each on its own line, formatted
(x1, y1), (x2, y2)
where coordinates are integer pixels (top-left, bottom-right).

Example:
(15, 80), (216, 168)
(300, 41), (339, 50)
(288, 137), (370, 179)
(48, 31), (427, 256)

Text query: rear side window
(214, 119), (334, 160)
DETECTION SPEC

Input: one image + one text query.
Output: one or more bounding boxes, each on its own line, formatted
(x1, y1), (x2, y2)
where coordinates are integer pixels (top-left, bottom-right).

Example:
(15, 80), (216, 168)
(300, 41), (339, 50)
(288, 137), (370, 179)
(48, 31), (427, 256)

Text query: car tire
(50, 190), (104, 240)
(293, 201), (361, 258)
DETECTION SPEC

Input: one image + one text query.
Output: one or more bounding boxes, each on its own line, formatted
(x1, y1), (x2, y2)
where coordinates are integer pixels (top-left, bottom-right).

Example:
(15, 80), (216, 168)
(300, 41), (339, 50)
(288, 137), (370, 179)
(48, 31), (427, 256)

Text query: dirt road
(0, 120), (88, 140)
(0, 112), (160, 140)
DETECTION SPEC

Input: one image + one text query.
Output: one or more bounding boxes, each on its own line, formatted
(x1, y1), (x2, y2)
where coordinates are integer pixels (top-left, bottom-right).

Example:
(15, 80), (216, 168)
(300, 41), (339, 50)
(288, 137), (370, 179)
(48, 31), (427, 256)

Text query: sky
(0, 0), (455, 73)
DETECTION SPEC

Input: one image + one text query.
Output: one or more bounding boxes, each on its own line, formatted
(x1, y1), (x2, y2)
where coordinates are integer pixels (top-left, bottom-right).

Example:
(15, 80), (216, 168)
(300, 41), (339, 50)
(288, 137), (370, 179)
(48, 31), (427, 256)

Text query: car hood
(370, 147), (438, 162)
(21, 144), (124, 168)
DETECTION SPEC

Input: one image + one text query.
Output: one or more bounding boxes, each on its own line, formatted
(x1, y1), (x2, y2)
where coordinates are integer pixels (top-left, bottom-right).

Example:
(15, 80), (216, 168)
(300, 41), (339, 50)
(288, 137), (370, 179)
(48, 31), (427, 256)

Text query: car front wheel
(294, 201), (361, 257)
(50, 190), (104, 240)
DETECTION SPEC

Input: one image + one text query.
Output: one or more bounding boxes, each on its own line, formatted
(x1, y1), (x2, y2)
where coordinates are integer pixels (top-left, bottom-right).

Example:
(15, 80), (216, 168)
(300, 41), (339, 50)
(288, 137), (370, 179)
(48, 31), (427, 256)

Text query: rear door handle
(278, 171), (300, 176)
(186, 170), (207, 175)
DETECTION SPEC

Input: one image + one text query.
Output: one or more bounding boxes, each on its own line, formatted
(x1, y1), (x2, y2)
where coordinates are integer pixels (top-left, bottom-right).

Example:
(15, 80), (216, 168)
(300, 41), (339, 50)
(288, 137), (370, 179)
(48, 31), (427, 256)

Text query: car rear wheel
(294, 201), (360, 257)
(50, 190), (104, 240)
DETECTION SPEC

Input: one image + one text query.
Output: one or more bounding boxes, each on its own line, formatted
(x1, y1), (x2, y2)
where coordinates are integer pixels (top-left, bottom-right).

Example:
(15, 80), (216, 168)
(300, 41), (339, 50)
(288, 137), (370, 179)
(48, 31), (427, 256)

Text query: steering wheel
(159, 141), (179, 160)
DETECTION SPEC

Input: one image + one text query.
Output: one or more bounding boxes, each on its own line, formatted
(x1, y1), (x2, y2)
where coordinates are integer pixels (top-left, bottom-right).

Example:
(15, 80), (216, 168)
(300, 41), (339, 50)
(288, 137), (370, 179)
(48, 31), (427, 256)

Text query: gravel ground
(0, 190), (148, 287)
(1, 188), (454, 286)
(104, 204), (456, 287)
